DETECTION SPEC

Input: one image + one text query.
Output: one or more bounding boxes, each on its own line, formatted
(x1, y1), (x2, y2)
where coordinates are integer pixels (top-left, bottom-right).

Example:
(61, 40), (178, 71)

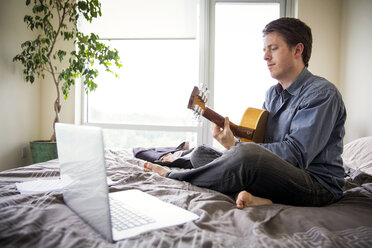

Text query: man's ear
(294, 43), (304, 58)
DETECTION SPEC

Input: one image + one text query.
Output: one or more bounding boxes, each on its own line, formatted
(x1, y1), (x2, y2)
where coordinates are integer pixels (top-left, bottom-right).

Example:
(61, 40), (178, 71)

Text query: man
(144, 17), (346, 208)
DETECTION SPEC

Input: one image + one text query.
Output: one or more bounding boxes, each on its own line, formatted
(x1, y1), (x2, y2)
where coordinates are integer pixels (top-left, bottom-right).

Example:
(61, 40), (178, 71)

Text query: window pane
(87, 39), (198, 127)
(103, 129), (197, 149)
(214, 3), (279, 124)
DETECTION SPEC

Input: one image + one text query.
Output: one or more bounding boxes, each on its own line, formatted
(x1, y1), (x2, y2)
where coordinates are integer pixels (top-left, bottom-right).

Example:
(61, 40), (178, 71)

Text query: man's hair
(263, 17), (312, 67)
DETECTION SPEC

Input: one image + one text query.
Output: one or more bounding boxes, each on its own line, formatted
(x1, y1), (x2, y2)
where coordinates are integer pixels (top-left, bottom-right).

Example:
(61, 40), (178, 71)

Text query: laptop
(55, 123), (198, 242)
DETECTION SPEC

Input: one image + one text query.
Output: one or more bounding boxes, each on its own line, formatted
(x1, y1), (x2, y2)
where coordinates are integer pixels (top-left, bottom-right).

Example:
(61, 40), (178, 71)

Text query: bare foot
(182, 141), (190, 150)
(159, 151), (183, 164)
(236, 190), (273, 209)
(143, 162), (170, 177)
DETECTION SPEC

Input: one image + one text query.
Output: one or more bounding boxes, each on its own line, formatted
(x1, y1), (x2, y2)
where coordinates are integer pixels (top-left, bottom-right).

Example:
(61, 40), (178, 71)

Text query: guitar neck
(203, 107), (254, 140)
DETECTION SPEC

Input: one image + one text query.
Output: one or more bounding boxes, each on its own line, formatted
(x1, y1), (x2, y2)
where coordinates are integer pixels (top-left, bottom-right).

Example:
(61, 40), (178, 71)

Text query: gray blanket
(1, 149), (372, 247)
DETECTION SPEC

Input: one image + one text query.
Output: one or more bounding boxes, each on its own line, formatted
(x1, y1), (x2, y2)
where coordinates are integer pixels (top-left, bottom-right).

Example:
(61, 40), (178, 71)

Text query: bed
(1, 137), (372, 247)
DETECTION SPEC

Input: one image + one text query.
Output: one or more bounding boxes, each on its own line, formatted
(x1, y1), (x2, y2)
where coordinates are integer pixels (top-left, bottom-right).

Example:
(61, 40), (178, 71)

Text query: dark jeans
(167, 143), (335, 206)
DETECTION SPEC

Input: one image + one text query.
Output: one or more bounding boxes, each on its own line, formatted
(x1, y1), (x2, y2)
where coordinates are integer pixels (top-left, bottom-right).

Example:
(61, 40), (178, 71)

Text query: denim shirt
(260, 68), (347, 199)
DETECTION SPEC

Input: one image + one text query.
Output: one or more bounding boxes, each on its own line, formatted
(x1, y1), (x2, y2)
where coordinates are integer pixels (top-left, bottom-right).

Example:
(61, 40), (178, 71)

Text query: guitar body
(188, 86), (268, 143)
(239, 108), (268, 143)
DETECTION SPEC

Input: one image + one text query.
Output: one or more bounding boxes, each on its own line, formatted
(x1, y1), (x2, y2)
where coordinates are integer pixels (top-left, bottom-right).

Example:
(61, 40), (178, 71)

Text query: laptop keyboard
(109, 197), (155, 231)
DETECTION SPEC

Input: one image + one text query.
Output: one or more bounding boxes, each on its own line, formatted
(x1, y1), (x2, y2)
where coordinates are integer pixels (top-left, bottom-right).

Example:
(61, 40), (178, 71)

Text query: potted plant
(13, 0), (122, 163)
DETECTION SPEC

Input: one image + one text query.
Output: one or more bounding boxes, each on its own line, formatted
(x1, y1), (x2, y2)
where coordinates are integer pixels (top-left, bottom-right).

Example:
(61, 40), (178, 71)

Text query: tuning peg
(198, 106), (204, 115)
(194, 105), (204, 115)
(193, 111), (201, 122)
(193, 105), (199, 114)
(202, 93), (206, 102)
(193, 105), (198, 112)
(200, 87), (209, 102)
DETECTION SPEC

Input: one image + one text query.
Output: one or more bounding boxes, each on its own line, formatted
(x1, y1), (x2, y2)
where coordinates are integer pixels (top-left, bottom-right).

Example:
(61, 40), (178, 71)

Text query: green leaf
(78, 1), (87, 11)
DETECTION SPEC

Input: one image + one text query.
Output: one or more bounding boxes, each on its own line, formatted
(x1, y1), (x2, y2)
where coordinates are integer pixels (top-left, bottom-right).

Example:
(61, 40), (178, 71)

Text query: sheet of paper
(16, 177), (116, 194)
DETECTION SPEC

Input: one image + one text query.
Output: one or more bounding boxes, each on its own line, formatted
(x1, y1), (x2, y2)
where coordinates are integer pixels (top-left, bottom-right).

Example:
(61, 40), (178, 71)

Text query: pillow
(342, 136), (372, 175)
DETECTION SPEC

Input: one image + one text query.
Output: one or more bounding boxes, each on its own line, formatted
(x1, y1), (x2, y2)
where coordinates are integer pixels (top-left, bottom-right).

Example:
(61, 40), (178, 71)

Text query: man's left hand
(212, 117), (237, 150)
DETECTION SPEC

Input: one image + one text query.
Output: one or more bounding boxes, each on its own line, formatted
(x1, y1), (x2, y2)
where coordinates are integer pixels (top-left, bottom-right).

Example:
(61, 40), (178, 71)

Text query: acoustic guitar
(187, 86), (268, 143)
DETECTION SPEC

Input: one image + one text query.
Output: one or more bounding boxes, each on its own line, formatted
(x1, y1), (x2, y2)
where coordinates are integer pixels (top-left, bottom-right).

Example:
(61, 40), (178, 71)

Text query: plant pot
(30, 140), (58, 164)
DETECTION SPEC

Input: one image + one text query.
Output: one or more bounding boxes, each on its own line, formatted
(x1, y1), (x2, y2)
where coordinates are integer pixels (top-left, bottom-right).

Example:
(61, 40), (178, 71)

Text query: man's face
(263, 32), (298, 83)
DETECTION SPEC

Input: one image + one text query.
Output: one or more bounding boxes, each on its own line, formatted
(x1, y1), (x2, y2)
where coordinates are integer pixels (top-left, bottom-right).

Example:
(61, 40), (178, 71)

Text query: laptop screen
(56, 123), (113, 241)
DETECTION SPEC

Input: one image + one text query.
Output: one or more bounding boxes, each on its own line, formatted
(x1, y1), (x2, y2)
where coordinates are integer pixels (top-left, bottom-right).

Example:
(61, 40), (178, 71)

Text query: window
(213, 2), (280, 121)
(78, 0), (288, 149)
(211, 1), (281, 148)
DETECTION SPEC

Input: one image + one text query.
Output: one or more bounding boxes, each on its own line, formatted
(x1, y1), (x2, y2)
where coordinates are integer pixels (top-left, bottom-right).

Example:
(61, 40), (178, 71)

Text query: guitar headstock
(187, 86), (209, 116)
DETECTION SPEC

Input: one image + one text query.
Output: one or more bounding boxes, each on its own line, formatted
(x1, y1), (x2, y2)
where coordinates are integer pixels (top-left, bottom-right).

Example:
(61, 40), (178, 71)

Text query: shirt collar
(275, 67), (312, 96)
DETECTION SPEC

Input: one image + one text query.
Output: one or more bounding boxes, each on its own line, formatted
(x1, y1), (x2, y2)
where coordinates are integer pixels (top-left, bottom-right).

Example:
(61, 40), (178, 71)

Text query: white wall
(339, 0), (372, 142)
(297, 0), (372, 143)
(297, 0), (342, 89)
(0, 0), (40, 170)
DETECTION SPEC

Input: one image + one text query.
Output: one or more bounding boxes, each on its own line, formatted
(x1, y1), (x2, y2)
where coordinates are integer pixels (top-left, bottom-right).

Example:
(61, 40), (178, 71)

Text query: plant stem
(47, 0), (67, 141)
(48, 60), (61, 142)
(47, 3), (66, 59)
